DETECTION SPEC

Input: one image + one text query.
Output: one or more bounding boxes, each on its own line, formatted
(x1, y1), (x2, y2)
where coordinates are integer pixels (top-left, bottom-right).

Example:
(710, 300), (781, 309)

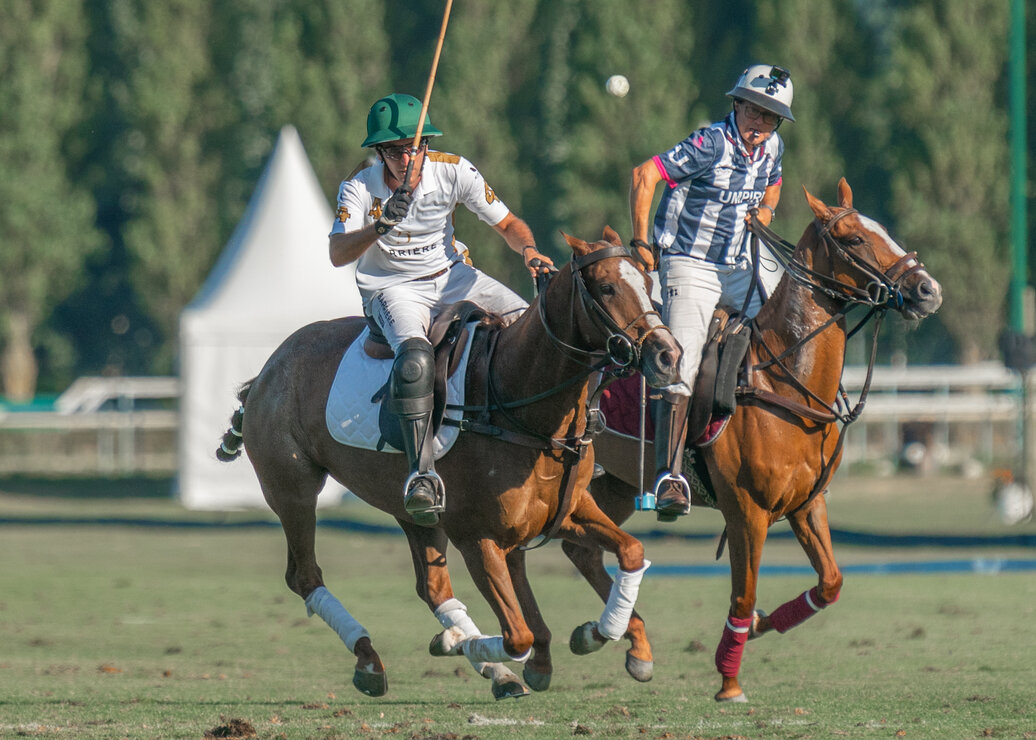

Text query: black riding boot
(386, 338), (444, 524)
(652, 395), (691, 519)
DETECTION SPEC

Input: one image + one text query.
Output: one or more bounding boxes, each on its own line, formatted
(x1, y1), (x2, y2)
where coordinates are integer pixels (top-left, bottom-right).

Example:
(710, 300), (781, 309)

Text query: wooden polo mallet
(403, 0), (454, 192)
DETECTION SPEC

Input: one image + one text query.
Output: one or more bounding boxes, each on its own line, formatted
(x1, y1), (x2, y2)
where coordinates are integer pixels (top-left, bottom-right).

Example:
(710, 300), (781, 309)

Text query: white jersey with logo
(330, 151), (510, 303)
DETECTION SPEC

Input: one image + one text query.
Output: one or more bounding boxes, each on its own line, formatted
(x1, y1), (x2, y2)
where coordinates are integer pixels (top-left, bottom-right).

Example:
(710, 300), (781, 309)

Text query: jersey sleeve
(656, 127), (722, 184)
(768, 135), (785, 187)
(329, 178), (369, 236)
(455, 156), (511, 226)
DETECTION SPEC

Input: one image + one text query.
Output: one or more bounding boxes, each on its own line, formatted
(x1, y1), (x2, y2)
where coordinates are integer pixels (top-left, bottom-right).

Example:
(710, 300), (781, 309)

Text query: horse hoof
(429, 626), (465, 657)
(748, 609), (768, 640)
(410, 511), (439, 527)
(625, 651), (653, 682)
(522, 664), (552, 692)
(569, 621), (606, 655)
(715, 690), (748, 703)
(353, 666), (388, 697)
(491, 677), (531, 700)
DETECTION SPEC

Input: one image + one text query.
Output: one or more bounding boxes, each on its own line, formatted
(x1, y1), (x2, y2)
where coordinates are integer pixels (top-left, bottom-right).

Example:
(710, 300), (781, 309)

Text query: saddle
(687, 307), (751, 447)
(371, 301), (499, 451)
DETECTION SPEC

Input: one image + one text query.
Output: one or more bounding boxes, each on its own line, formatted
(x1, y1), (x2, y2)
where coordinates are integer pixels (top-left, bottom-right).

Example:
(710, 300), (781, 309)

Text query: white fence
(0, 367), (1028, 476)
(839, 362), (1023, 473)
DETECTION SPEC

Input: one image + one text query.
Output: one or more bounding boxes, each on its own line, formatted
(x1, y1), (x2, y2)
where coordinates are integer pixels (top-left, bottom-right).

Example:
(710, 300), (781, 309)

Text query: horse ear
(602, 225), (622, 246)
(803, 185), (833, 223)
(836, 177), (853, 209)
(561, 230), (592, 257)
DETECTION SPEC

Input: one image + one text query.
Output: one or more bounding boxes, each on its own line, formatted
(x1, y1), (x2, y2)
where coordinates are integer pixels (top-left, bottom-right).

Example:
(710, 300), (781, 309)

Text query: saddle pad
(600, 373), (656, 441)
(324, 325), (476, 457)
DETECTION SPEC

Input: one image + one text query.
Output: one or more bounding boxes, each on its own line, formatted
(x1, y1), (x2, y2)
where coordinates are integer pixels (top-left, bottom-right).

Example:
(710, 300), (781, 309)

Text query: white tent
(179, 125), (362, 509)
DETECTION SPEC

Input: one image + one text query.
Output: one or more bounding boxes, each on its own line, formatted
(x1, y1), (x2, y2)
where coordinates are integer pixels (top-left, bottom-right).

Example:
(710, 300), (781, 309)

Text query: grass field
(1, 474), (1034, 739)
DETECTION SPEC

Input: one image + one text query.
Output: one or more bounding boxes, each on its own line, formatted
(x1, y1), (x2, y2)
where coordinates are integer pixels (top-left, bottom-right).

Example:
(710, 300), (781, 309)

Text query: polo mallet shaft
(638, 373), (647, 492)
(404, 0), (454, 190)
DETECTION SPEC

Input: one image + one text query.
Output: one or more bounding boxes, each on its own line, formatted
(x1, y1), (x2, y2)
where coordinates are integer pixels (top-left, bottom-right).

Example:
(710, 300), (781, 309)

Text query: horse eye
(846, 236), (865, 247)
(599, 283), (616, 296)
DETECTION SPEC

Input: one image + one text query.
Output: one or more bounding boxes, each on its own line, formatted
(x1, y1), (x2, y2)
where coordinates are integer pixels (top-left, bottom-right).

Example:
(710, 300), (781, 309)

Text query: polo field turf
(1, 475), (1033, 739)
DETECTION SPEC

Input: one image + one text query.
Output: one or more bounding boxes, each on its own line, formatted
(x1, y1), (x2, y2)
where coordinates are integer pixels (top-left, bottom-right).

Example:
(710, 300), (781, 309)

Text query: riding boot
(652, 395), (692, 519)
(387, 338), (444, 524)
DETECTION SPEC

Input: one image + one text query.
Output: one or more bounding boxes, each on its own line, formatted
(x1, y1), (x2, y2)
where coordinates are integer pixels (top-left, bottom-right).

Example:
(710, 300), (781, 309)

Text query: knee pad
(388, 338), (434, 418)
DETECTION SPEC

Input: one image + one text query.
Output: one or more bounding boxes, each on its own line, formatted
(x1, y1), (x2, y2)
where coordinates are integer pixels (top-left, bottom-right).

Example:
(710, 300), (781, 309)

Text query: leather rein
(739, 209), (926, 426)
(445, 245), (661, 549)
(729, 209), (928, 519)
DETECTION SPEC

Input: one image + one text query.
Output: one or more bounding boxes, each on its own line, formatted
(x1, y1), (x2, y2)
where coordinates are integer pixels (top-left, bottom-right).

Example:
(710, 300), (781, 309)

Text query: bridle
(770, 208), (926, 312)
(538, 244), (667, 371)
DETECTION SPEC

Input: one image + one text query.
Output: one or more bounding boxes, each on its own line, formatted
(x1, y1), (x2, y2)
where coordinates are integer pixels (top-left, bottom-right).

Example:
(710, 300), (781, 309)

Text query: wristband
(374, 219), (393, 235)
(630, 238), (652, 251)
(758, 204), (776, 218)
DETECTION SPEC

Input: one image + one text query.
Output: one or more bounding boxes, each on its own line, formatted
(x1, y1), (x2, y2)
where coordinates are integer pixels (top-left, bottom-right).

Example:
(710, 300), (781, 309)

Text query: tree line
(0, 0), (1029, 400)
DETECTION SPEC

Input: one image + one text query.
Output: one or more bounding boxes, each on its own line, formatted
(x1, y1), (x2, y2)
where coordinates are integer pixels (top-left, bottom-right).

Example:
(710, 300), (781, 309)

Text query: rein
(734, 210), (925, 517)
(446, 245), (658, 549)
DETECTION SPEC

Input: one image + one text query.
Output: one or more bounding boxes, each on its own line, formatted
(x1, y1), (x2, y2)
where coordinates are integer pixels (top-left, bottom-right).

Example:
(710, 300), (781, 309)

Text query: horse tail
(216, 379), (254, 462)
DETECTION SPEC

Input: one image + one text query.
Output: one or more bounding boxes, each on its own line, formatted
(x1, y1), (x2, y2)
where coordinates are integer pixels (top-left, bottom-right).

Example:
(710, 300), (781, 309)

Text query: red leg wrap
(714, 615), (753, 678)
(770, 586), (838, 634)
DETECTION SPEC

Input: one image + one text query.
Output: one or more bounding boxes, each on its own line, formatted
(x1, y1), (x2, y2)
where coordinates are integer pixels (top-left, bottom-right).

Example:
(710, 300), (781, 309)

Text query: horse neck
(752, 230), (848, 400)
(490, 273), (595, 434)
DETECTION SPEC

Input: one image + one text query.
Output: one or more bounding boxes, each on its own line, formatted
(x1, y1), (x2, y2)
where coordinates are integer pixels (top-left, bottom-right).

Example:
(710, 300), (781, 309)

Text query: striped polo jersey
(652, 113), (783, 265)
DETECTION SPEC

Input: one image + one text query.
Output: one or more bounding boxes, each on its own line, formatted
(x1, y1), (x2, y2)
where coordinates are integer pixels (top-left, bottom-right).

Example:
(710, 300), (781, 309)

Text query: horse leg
(504, 547), (553, 692)
(558, 494), (653, 680)
(713, 509), (768, 703)
(261, 475), (387, 697)
(750, 494), (842, 639)
(451, 539), (535, 665)
(396, 519), (529, 700)
(562, 476), (653, 682)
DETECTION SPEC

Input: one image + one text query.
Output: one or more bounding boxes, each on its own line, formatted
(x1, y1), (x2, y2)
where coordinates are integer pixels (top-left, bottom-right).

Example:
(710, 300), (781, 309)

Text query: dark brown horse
(216, 227), (681, 699)
(563, 180), (943, 702)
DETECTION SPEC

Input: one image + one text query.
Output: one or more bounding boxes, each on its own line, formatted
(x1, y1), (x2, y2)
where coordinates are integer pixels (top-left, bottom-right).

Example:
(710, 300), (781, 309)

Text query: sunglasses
(377, 139), (428, 161)
(738, 101), (780, 126)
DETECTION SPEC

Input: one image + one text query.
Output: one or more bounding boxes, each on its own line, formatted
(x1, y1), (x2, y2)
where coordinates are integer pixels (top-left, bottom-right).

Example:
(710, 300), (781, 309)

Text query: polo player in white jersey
(329, 93), (553, 522)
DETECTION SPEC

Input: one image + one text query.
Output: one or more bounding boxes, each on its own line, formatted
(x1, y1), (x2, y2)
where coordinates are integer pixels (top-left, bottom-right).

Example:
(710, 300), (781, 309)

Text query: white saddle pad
(324, 325), (476, 458)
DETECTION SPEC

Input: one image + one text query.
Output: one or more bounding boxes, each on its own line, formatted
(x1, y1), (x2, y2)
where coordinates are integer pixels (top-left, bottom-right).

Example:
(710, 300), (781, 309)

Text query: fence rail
(0, 366), (1028, 477)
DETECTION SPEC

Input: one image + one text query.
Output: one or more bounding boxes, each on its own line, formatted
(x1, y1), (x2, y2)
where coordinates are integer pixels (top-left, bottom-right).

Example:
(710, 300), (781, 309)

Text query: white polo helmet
(726, 64), (795, 122)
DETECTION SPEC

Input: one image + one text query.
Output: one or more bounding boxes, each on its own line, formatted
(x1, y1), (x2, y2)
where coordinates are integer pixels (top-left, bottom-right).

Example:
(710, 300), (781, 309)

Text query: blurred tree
(432, 0), (541, 291)
(885, 0), (1010, 363)
(560, 0), (698, 245)
(103, 0), (226, 374)
(0, 0), (103, 400)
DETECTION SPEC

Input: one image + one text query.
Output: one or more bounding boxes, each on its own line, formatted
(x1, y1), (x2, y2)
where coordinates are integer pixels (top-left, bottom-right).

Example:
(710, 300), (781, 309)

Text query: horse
(215, 227), (682, 700)
(562, 179), (943, 702)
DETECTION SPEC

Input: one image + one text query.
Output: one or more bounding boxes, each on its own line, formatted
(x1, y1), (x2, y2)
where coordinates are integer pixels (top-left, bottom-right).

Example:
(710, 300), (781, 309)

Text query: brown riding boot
(652, 395), (691, 518)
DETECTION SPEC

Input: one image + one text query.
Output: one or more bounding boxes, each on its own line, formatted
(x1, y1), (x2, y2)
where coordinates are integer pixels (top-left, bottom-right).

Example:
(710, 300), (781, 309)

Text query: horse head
(802, 178), (942, 320)
(552, 227), (681, 388)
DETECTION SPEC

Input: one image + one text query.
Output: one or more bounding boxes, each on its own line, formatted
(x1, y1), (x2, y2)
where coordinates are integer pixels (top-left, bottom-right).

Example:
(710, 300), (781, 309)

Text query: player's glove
(374, 187), (413, 234)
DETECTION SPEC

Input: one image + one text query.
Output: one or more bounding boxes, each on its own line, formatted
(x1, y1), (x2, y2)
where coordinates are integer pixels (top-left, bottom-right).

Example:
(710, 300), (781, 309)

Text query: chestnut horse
(563, 180), (943, 702)
(216, 228), (681, 700)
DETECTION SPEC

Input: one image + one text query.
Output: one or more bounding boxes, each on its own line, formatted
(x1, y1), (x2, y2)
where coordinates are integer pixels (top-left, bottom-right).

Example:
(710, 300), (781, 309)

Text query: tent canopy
(179, 125), (362, 509)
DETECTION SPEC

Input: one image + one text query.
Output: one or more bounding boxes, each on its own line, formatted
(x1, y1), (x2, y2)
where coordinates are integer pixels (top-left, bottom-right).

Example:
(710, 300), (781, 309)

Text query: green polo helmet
(361, 93), (444, 148)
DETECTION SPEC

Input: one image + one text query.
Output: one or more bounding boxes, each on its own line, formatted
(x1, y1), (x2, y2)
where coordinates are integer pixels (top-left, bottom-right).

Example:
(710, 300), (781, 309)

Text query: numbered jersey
(652, 113), (783, 265)
(331, 151), (510, 297)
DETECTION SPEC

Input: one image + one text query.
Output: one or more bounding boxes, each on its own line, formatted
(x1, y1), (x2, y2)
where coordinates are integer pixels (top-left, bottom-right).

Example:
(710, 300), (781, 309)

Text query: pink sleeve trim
(653, 155), (678, 189)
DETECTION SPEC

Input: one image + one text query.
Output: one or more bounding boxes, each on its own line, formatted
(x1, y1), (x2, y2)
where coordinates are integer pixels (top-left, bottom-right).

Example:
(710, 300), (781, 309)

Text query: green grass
(1, 476), (1034, 739)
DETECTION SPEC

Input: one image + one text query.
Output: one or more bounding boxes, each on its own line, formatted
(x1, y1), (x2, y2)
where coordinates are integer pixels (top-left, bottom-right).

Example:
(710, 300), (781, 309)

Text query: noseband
(807, 208), (927, 310)
(539, 245), (665, 370)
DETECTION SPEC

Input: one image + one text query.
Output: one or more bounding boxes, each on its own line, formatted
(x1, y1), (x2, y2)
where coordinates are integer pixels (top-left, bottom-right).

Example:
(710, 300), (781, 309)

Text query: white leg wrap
(434, 598), (481, 637)
(305, 586), (370, 653)
(433, 598), (489, 671)
(461, 635), (531, 664)
(598, 560), (651, 641)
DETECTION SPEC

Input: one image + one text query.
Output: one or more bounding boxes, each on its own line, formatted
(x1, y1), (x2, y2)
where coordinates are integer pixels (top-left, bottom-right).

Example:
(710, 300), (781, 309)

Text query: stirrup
(652, 472), (692, 521)
(403, 471), (445, 525)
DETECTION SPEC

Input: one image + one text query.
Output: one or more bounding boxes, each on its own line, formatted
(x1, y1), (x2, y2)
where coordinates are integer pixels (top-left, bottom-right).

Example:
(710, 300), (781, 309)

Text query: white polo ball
(606, 74), (630, 98)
